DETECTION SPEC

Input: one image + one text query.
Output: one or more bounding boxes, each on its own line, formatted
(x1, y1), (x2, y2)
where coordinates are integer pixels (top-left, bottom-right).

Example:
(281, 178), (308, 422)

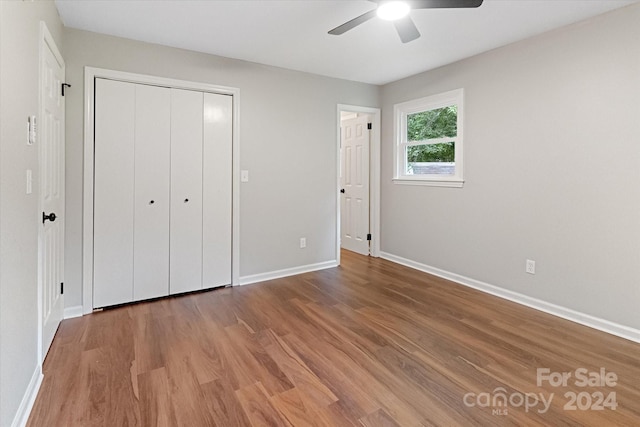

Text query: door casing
(336, 104), (381, 265)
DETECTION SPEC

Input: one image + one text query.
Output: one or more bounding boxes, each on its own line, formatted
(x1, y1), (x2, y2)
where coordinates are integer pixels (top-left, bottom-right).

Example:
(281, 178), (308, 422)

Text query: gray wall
(380, 4), (640, 330)
(63, 28), (379, 308)
(0, 1), (63, 425)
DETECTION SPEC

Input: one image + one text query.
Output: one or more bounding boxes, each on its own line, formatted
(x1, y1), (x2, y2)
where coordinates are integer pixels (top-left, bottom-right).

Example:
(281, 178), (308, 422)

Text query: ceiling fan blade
(394, 16), (421, 43)
(328, 9), (378, 35)
(409, 0), (483, 9)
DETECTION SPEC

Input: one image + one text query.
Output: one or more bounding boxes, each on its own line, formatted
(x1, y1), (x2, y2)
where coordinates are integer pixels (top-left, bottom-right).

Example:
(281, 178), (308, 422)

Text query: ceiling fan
(328, 0), (484, 43)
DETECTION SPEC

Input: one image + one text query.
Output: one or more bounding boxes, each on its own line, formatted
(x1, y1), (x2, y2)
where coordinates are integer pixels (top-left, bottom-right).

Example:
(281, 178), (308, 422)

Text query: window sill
(392, 178), (464, 188)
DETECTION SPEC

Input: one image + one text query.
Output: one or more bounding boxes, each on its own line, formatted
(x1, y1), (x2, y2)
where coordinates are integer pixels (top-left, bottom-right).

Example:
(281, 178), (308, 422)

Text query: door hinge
(61, 83), (71, 96)
(367, 233), (372, 241)
(60, 282), (64, 295)
(367, 123), (372, 130)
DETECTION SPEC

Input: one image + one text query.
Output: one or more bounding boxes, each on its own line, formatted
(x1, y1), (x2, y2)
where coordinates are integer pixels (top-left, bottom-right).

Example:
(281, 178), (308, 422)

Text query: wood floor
(28, 250), (640, 426)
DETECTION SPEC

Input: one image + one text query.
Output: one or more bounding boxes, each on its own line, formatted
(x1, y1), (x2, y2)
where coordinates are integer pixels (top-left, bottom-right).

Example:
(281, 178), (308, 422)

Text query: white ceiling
(55, 0), (638, 85)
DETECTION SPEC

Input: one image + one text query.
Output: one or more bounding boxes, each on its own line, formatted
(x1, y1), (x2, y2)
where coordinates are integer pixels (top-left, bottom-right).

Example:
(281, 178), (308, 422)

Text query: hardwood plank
(236, 382), (292, 427)
(258, 329), (338, 410)
(359, 408), (402, 427)
(163, 340), (217, 427)
(133, 314), (169, 374)
(281, 332), (380, 420)
(224, 323), (294, 395)
(270, 388), (323, 427)
(315, 401), (364, 427)
(138, 367), (177, 427)
(201, 379), (252, 426)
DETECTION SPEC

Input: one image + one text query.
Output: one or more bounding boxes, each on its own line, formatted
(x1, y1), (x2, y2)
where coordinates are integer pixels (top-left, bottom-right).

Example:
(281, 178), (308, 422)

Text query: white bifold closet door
(203, 92), (233, 288)
(93, 78), (232, 309)
(134, 84), (171, 301)
(94, 78), (136, 307)
(169, 89), (204, 294)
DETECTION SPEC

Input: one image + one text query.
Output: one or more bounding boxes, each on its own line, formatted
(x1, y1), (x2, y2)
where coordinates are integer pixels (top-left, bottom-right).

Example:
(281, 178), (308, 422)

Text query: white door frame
(336, 104), (381, 264)
(38, 21), (65, 364)
(82, 67), (240, 315)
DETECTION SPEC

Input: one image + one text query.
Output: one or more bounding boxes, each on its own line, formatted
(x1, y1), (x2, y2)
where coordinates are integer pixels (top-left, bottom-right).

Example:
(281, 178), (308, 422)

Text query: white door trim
(82, 67), (240, 315)
(38, 21), (65, 364)
(336, 105), (381, 264)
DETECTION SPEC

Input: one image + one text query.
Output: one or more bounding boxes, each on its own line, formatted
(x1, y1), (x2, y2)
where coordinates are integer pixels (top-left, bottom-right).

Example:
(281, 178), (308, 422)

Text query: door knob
(340, 189), (345, 193)
(42, 212), (57, 224)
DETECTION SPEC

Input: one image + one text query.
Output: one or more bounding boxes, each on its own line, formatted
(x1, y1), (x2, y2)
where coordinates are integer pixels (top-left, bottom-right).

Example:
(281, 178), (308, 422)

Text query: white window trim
(393, 88), (464, 187)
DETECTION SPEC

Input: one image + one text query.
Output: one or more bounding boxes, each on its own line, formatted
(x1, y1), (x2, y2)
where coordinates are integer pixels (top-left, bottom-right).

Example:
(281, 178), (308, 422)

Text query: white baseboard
(380, 251), (640, 344)
(239, 260), (338, 286)
(64, 305), (84, 319)
(11, 365), (43, 427)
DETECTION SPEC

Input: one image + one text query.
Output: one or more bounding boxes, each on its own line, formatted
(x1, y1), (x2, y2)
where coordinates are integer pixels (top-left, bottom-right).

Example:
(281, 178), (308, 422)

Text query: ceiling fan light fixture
(376, 1), (410, 21)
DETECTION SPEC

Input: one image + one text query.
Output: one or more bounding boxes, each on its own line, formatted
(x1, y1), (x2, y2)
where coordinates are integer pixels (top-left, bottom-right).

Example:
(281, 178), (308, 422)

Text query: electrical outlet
(300, 237), (306, 249)
(526, 259), (536, 275)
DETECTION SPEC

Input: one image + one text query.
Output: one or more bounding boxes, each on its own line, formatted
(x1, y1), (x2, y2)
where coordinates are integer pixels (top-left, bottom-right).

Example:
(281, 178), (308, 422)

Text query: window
(393, 89), (464, 187)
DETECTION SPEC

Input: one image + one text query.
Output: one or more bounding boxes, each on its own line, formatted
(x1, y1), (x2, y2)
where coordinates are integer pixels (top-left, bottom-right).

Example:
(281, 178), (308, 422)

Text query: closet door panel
(134, 84), (171, 301)
(93, 78), (135, 308)
(170, 88), (204, 294)
(203, 93), (233, 288)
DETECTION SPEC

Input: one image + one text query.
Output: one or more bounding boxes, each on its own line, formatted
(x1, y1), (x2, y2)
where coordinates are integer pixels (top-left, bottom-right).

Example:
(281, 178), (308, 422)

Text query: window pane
(406, 143), (455, 175)
(407, 106), (457, 141)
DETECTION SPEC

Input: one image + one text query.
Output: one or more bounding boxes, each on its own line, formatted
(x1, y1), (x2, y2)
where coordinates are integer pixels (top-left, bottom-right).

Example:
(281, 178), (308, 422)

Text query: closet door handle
(149, 200), (155, 205)
(184, 198), (189, 203)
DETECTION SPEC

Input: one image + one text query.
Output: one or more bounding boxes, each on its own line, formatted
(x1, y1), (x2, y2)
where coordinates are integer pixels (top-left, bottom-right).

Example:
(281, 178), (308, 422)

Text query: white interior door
(39, 27), (65, 358)
(170, 88), (204, 294)
(202, 93), (233, 288)
(340, 115), (370, 255)
(134, 84), (171, 300)
(93, 79), (136, 308)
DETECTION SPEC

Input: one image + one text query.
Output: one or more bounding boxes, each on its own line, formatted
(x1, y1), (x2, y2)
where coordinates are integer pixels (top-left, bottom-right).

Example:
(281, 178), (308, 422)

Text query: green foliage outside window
(406, 106), (457, 163)
(407, 142), (455, 163)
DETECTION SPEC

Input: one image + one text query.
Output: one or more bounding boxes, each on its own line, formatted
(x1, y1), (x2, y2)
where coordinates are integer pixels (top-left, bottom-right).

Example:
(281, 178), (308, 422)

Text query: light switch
(26, 169), (32, 194)
(241, 170), (249, 182)
(27, 116), (36, 145)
